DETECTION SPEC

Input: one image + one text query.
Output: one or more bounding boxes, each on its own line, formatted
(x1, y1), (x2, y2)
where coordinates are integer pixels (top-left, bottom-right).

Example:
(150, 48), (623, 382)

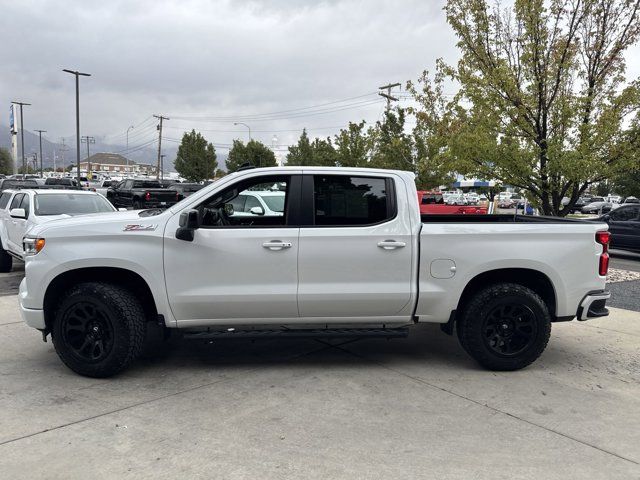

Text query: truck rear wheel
(458, 283), (551, 371)
(0, 245), (12, 273)
(51, 282), (146, 378)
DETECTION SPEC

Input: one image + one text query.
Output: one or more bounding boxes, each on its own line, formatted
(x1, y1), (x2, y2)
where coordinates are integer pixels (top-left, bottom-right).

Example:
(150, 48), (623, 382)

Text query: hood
(28, 210), (169, 237)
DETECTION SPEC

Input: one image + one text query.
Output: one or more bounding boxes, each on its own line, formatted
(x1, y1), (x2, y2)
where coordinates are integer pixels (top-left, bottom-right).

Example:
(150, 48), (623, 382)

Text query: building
(79, 153), (157, 176)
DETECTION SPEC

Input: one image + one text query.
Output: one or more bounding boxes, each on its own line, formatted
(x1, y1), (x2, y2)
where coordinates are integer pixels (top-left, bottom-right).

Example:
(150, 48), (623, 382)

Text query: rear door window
(312, 175), (393, 226)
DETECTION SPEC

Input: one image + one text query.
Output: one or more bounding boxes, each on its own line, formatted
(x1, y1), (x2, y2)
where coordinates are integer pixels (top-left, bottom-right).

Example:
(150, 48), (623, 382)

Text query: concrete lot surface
(0, 296), (639, 479)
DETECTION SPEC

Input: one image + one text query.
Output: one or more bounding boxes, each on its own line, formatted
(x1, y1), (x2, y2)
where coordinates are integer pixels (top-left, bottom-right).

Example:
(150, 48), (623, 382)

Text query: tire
(0, 243), (12, 273)
(133, 200), (142, 210)
(51, 282), (146, 378)
(458, 283), (551, 371)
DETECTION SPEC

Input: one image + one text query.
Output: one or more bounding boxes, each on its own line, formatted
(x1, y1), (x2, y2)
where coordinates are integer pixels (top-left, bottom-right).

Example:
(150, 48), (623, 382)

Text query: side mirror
(10, 208), (26, 219)
(602, 214), (611, 222)
(249, 205), (264, 216)
(176, 209), (200, 241)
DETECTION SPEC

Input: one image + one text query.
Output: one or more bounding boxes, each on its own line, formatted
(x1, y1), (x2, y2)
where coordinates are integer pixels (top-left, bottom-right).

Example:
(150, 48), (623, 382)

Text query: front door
(164, 174), (301, 324)
(7, 193), (27, 252)
(297, 173), (414, 321)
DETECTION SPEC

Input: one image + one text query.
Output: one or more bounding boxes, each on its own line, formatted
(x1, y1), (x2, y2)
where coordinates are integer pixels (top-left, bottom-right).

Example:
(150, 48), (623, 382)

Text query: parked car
(44, 177), (78, 188)
(96, 179), (116, 197)
(168, 183), (205, 201)
(445, 193), (468, 206)
(0, 189), (116, 271)
(229, 190), (286, 217)
(0, 179), (39, 192)
(596, 204), (640, 253)
(582, 201), (614, 214)
(417, 191), (487, 215)
(621, 196), (640, 204)
(107, 178), (177, 209)
(19, 167), (611, 377)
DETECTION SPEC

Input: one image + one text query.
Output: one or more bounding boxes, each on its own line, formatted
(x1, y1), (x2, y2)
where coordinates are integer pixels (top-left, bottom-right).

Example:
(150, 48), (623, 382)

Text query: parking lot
(0, 257), (639, 479)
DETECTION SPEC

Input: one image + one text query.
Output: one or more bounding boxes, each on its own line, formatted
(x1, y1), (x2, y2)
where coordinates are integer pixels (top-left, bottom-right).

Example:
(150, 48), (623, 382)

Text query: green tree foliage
(370, 110), (416, 171)
(226, 139), (277, 172)
(334, 121), (371, 167)
(410, 0), (640, 215)
(174, 130), (218, 182)
(0, 148), (12, 175)
(286, 129), (337, 166)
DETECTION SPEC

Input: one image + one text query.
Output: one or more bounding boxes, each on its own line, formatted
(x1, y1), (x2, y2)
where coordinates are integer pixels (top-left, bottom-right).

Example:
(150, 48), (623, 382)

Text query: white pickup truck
(18, 167), (611, 377)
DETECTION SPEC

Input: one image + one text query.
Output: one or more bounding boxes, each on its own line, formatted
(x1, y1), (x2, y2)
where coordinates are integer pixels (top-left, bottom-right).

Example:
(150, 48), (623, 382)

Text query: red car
(417, 191), (488, 215)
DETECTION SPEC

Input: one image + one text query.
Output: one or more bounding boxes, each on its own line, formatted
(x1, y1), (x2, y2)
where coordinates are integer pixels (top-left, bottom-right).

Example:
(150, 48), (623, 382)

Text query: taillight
(596, 231), (610, 276)
(145, 192), (151, 201)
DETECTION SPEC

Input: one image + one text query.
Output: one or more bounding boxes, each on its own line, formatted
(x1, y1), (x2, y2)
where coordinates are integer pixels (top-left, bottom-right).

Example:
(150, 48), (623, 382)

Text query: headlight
(23, 237), (46, 256)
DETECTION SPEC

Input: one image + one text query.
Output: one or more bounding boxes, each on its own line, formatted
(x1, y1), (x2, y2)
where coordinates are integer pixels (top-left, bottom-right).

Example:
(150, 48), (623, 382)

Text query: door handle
(262, 241), (292, 251)
(377, 240), (406, 250)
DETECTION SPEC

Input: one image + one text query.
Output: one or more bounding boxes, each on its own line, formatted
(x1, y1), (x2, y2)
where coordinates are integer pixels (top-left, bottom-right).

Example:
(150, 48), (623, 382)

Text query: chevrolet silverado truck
(106, 178), (178, 209)
(19, 167), (611, 377)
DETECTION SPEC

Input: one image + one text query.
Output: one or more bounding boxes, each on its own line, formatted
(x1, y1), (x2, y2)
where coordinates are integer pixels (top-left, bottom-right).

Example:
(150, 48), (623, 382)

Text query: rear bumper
(577, 290), (611, 321)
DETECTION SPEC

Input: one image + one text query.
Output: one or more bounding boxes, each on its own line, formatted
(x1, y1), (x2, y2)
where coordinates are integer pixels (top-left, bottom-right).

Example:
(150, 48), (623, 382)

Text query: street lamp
(62, 68), (91, 186)
(11, 101), (30, 174)
(126, 125), (134, 172)
(234, 122), (251, 142)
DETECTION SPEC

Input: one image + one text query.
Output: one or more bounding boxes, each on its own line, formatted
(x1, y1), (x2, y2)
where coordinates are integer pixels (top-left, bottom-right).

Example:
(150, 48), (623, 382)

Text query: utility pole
(59, 138), (69, 173)
(35, 130), (46, 177)
(81, 136), (95, 177)
(11, 101), (30, 174)
(154, 115), (169, 180)
(63, 68), (91, 186)
(378, 82), (401, 112)
(126, 125), (134, 172)
(160, 154), (166, 181)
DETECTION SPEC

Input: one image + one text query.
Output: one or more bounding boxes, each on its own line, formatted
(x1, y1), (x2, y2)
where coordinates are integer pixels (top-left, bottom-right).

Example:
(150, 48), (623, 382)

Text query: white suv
(0, 189), (116, 271)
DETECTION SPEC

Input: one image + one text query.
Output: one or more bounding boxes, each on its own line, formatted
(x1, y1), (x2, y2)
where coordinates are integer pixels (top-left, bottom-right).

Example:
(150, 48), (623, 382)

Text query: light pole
(234, 122), (251, 142)
(11, 101), (30, 174)
(126, 125), (134, 173)
(62, 69), (91, 186)
(35, 130), (47, 177)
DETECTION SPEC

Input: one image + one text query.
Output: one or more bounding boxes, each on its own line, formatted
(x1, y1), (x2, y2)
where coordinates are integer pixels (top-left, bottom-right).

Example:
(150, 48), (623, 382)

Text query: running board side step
(183, 327), (410, 341)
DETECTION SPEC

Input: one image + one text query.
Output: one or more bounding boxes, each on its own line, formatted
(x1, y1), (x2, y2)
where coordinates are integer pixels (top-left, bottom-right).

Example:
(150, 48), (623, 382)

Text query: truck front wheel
(458, 283), (551, 371)
(51, 282), (146, 377)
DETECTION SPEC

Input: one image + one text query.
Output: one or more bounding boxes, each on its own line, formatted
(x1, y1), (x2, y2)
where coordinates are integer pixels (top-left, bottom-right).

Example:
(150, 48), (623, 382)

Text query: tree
(174, 130), (218, 182)
(0, 148), (12, 175)
(334, 121), (371, 167)
(226, 139), (277, 172)
(370, 109), (416, 172)
(286, 129), (338, 166)
(412, 0), (640, 215)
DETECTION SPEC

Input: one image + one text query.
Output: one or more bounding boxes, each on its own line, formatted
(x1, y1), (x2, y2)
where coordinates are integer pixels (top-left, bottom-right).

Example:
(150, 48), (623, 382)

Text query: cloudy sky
(0, 0), (458, 158)
(2, 0), (640, 160)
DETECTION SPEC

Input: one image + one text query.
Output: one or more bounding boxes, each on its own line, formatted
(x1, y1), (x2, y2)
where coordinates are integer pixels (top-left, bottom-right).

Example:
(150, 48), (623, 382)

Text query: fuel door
(430, 259), (457, 279)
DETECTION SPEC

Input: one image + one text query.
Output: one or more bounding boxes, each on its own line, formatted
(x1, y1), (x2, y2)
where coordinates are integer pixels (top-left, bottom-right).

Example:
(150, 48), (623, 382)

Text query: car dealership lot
(0, 293), (639, 478)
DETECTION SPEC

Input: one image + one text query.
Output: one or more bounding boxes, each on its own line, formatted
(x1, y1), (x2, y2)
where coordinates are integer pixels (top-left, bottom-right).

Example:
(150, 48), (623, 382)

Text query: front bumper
(19, 277), (45, 329)
(577, 290), (611, 321)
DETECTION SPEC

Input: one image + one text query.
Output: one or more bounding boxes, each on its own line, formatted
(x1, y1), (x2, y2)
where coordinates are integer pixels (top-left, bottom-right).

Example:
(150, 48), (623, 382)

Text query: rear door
(297, 173), (414, 321)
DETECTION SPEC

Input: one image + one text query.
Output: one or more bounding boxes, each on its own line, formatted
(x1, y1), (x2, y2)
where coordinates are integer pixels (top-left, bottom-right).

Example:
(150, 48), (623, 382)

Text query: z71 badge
(123, 224), (158, 231)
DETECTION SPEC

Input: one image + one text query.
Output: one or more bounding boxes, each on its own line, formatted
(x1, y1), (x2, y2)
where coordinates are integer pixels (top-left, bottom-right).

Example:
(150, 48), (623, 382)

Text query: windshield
(34, 194), (115, 216)
(260, 195), (285, 212)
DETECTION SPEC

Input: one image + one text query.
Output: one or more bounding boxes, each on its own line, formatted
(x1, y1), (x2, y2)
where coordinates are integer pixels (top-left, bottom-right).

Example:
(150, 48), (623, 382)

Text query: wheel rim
(61, 301), (114, 363)
(482, 303), (538, 357)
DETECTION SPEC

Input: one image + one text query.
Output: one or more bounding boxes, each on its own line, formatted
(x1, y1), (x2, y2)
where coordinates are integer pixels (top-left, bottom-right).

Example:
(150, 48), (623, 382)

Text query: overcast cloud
(2, 0), (640, 158)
